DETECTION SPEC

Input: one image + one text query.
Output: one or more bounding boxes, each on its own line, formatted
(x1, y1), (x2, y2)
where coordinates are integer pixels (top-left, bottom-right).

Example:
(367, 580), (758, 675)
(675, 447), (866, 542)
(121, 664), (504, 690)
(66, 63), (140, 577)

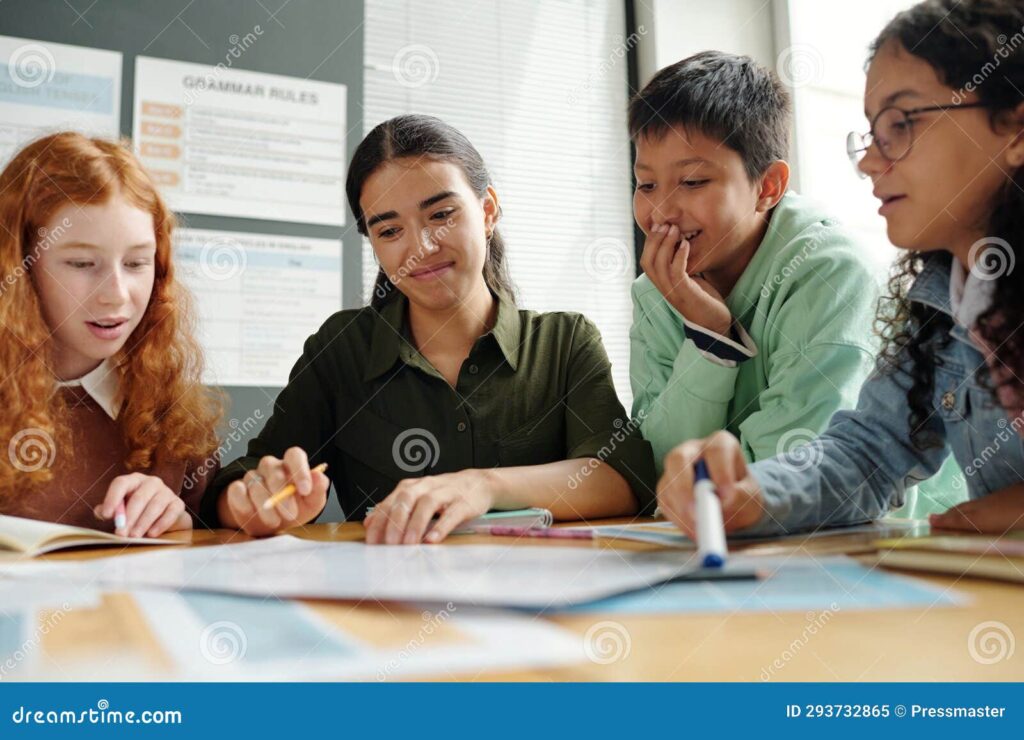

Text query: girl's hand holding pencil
(220, 447), (330, 537)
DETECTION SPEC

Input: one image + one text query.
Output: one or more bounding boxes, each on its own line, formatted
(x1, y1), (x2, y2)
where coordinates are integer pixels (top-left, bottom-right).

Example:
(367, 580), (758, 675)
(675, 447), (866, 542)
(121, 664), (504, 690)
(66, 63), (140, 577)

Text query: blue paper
(565, 556), (963, 614)
(181, 592), (355, 663)
(0, 612), (25, 659)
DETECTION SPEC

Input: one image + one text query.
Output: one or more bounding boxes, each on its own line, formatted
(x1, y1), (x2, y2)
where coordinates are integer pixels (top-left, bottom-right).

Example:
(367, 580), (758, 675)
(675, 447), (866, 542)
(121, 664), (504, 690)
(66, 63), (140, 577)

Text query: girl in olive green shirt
(203, 115), (656, 543)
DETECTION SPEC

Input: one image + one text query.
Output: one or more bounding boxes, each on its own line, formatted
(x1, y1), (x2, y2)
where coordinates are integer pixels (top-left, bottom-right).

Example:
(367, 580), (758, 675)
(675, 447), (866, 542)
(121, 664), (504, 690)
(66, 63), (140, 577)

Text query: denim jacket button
(941, 391), (956, 410)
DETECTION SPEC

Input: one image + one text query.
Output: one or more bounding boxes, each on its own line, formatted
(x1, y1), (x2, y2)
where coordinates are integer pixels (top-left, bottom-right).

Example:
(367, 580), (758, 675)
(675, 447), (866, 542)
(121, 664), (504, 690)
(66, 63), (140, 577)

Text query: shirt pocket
(964, 380), (1024, 489)
(496, 407), (566, 468)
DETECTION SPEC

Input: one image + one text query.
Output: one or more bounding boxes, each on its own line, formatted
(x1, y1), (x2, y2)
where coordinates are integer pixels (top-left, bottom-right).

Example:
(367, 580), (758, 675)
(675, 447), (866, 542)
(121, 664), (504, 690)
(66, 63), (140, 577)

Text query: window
(363, 0), (639, 405)
(780, 0), (918, 269)
(779, 0), (966, 515)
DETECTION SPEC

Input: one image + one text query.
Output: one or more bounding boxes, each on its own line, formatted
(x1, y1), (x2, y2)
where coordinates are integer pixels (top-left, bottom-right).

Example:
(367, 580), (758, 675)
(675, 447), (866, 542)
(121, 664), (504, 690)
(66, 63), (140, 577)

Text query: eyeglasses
(846, 103), (989, 178)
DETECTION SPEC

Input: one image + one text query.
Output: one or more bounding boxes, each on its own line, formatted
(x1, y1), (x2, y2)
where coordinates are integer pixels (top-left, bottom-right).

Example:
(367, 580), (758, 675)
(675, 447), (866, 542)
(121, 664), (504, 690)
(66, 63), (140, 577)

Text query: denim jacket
(746, 252), (1021, 535)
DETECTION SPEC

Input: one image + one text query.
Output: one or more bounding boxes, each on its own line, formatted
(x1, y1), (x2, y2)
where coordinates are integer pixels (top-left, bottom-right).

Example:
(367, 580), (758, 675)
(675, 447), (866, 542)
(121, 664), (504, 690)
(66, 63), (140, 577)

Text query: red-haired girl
(0, 132), (222, 537)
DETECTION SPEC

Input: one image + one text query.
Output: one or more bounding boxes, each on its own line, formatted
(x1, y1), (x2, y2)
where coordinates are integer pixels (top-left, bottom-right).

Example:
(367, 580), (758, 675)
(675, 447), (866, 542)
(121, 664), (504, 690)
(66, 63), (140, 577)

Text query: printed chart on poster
(173, 228), (341, 386)
(0, 35), (121, 166)
(134, 56), (347, 225)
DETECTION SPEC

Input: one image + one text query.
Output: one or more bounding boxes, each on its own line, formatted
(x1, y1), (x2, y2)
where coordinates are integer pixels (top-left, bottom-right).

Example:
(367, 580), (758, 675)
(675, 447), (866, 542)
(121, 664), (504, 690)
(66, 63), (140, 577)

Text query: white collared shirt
(56, 358), (122, 420)
(949, 258), (994, 330)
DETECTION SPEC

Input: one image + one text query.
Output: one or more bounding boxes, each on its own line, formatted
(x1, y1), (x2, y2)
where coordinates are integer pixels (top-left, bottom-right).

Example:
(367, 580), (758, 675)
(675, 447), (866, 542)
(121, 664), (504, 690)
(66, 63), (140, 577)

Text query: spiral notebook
(363, 506), (553, 534)
(455, 508), (554, 533)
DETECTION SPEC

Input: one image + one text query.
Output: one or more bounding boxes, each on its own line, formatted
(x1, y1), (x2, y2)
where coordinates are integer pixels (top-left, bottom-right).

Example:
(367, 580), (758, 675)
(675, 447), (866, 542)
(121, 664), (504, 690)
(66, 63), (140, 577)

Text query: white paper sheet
(0, 35), (121, 167)
(129, 590), (584, 681)
(133, 56), (346, 225)
(173, 228), (341, 386)
(1, 535), (702, 608)
(0, 579), (100, 614)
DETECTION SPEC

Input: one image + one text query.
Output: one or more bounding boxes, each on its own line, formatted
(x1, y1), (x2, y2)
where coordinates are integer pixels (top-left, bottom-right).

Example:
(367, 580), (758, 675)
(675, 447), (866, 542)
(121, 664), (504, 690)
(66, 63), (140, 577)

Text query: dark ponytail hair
(345, 114), (517, 309)
(870, 0), (1024, 449)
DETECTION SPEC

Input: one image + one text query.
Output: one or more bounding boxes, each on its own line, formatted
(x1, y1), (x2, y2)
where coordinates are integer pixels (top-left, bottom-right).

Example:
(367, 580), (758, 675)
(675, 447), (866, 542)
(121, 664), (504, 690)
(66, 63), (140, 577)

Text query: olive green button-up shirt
(201, 293), (657, 524)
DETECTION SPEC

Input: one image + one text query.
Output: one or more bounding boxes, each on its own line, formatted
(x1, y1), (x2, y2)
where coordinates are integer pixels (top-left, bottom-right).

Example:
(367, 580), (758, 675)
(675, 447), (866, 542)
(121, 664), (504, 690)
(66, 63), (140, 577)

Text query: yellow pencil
(262, 462), (329, 510)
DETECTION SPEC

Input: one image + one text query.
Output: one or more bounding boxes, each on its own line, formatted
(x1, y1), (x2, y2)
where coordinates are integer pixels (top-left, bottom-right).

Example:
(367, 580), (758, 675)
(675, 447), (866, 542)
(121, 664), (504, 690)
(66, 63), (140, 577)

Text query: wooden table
(18, 519), (1024, 681)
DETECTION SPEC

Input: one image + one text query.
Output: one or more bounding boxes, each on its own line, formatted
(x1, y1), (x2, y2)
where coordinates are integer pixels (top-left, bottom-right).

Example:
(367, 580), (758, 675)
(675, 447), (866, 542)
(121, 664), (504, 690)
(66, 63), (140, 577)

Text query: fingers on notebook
(99, 473), (189, 537)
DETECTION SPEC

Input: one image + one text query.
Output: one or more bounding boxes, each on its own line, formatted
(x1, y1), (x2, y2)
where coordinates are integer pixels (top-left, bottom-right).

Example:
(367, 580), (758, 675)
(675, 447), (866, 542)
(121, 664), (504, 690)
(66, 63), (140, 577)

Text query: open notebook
(0, 514), (179, 557)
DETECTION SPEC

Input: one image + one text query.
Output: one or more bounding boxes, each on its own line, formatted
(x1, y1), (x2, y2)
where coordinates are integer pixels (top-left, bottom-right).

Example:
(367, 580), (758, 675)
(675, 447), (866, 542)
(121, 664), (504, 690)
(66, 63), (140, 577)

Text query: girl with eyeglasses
(654, 0), (1024, 538)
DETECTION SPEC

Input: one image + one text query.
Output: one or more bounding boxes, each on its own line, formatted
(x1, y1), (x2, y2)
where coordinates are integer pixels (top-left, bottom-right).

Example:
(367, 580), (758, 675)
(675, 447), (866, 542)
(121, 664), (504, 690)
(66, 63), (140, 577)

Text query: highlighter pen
(694, 459), (728, 568)
(475, 525), (594, 540)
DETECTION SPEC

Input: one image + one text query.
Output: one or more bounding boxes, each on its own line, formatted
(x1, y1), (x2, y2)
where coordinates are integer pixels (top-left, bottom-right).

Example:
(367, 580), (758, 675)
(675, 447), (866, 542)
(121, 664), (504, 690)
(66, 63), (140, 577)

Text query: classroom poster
(133, 56), (347, 225)
(0, 35), (122, 166)
(173, 228), (342, 386)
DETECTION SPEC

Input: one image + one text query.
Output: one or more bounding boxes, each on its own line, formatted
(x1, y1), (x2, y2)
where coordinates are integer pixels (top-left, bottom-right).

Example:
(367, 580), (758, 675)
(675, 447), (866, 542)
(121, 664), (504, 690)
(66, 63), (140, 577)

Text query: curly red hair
(0, 132), (222, 496)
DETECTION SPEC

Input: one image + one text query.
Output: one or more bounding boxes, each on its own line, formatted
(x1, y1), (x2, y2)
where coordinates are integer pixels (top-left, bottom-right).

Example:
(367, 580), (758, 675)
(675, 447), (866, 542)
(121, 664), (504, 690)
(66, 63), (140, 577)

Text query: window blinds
(362, 0), (638, 405)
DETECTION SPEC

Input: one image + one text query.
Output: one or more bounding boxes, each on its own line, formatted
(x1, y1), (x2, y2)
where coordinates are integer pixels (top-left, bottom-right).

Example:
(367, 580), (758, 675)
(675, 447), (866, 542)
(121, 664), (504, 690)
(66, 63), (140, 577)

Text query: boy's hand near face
(639, 222), (733, 336)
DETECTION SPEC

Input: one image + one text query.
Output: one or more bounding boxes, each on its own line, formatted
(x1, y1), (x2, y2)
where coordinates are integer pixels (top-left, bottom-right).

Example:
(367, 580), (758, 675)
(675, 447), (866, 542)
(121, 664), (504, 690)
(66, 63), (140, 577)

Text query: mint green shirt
(630, 192), (883, 473)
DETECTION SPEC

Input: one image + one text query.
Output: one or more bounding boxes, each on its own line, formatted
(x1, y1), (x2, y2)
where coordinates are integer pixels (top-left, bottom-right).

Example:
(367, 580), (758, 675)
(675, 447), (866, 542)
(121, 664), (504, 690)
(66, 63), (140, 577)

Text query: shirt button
(468, 364), (479, 374)
(941, 391), (956, 410)
(457, 421), (467, 432)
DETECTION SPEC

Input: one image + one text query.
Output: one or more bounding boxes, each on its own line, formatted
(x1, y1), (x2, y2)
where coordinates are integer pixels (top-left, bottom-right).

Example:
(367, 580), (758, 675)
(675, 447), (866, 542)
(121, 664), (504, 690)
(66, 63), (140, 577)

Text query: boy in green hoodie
(629, 51), (881, 477)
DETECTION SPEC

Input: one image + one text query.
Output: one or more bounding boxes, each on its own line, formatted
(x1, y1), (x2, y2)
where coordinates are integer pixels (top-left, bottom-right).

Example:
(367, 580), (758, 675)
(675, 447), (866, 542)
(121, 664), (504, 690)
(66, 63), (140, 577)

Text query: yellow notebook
(874, 534), (1024, 584)
(0, 513), (179, 557)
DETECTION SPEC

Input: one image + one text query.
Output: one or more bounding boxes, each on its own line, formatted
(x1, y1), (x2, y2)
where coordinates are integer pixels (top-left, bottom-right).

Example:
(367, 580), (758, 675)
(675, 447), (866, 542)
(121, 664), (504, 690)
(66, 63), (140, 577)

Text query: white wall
(634, 0), (777, 86)
(633, 0), (786, 183)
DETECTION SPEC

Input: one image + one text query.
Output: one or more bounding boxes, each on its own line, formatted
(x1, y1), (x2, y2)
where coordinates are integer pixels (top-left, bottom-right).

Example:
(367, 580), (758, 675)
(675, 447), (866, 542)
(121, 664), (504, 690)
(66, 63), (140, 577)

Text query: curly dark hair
(870, 0), (1024, 449)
